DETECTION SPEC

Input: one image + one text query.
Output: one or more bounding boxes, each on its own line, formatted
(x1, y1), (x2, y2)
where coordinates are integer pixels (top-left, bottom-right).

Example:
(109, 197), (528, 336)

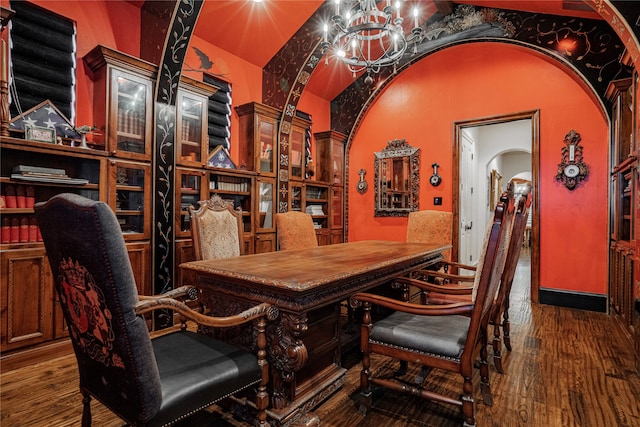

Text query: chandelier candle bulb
(413, 7), (418, 28)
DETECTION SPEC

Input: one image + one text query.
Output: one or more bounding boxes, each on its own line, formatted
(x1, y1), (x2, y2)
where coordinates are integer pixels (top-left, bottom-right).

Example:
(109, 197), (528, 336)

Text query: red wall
(348, 42), (609, 295)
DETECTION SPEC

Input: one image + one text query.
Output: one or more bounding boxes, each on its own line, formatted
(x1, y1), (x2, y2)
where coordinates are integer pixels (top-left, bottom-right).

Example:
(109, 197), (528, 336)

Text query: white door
(459, 132), (475, 271)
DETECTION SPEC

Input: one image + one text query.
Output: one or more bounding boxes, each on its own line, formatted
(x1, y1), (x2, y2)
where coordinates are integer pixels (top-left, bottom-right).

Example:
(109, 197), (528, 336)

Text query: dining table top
(180, 240), (448, 295)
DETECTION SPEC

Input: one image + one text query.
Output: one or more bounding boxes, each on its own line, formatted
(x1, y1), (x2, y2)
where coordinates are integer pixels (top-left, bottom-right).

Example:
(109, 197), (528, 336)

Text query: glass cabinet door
(290, 126), (304, 180)
(258, 118), (276, 175)
(176, 169), (206, 238)
(332, 140), (344, 185)
(109, 161), (151, 240)
(331, 187), (343, 229)
(256, 178), (275, 230)
(290, 182), (304, 212)
(110, 69), (152, 159)
(177, 91), (206, 166)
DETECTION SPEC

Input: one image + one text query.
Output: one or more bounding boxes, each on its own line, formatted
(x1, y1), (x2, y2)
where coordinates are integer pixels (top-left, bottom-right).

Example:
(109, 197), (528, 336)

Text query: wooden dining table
(180, 240), (447, 426)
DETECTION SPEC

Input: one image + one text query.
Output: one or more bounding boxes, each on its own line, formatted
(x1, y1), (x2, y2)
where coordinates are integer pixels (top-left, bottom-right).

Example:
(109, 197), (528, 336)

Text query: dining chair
(35, 193), (275, 427)
(275, 210), (318, 250)
(189, 194), (243, 260)
(398, 184), (532, 374)
(406, 210), (453, 262)
(351, 187), (516, 427)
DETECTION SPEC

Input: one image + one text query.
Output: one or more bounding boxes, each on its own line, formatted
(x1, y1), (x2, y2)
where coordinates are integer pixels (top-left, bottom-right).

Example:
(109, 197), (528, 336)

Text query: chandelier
(321, 0), (423, 84)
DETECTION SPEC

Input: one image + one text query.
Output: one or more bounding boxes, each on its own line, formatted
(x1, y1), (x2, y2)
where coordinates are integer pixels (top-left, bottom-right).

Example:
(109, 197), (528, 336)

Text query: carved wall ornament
(356, 168), (368, 194)
(555, 129), (588, 190)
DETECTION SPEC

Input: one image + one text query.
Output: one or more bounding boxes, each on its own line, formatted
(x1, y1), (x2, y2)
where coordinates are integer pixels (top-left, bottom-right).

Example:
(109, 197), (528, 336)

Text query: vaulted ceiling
(192, 0), (605, 101)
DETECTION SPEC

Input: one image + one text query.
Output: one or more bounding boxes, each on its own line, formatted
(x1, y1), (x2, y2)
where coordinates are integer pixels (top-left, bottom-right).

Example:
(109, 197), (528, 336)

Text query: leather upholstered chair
(275, 211), (318, 250)
(35, 193), (274, 427)
(398, 183), (532, 374)
(351, 188), (516, 427)
(189, 194), (243, 260)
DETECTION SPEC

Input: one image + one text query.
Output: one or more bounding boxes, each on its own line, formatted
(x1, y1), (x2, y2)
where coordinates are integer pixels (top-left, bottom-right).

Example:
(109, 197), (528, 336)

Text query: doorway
(453, 110), (540, 302)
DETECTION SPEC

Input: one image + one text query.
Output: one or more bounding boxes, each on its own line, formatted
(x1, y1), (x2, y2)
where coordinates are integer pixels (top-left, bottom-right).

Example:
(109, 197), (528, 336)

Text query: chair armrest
(138, 285), (198, 301)
(350, 292), (473, 316)
(395, 277), (474, 295)
(135, 298), (277, 328)
(440, 261), (477, 271)
(411, 269), (475, 283)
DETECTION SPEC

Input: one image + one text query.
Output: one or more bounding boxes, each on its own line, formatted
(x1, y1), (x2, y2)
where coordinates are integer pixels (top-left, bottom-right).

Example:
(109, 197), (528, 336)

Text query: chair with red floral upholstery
(275, 211), (318, 250)
(35, 193), (274, 427)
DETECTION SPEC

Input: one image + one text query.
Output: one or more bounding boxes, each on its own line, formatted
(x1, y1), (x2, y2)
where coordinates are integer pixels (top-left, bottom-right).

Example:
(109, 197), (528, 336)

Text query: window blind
(203, 73), (231, 151)
(9, 1), (76, 122)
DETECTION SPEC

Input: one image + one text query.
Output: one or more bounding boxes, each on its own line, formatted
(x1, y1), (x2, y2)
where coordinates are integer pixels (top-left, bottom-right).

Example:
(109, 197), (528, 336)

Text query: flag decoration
(207, 145), (236, 169)
(9, 100), (81, 140)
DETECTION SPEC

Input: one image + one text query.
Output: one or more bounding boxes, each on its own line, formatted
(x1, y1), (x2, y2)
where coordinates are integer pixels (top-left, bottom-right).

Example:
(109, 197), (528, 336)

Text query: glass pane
(291, 184), (303, 212)
(259, 121), (274, 173)
(258, 181), (273, 229)
(115, 166), (144, 234)
(332, 188), (342, 227)
(180, 173), (201, 233)
(291, 129), (304, 179)
(180, 96), (203, 161)
(333, 141), (344, 184)
(116, 76), (146, 154)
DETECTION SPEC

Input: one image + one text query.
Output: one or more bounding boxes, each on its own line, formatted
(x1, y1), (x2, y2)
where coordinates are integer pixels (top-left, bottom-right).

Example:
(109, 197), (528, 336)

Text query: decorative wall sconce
(356, 168), (368, 194)
(555, 129), (588, 190)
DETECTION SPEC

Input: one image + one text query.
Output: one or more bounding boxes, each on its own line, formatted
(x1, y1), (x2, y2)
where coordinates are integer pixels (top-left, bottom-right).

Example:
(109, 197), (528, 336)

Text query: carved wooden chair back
(351, 187), (516, 427)
(189, 195), (243, 261)
(489, 183), (532, 368)
(275, 211), (318, 250)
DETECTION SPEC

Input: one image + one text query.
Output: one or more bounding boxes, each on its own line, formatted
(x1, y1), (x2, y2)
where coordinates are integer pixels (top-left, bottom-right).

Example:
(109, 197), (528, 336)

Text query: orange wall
(348, 42), (609, 295)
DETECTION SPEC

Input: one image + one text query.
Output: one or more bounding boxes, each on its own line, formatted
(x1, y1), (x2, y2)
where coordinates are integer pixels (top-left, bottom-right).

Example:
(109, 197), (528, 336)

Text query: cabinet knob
(111, 150), (117, 156)
(110, 160), (116, 166)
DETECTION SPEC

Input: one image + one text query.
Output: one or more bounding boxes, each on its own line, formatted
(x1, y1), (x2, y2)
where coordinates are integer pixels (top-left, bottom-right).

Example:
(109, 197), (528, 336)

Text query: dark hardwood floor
(2, 250), (639, 426)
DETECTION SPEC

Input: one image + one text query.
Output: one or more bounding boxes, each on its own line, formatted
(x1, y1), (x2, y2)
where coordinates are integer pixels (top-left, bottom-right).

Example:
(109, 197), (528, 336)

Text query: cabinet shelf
(116, 131), (144, 141)
(0, 208), (34, 214)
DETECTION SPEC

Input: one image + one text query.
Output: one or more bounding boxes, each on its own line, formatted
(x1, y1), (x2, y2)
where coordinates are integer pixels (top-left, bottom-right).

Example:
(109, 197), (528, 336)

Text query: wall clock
(429, 163), (442, 186)
(555, 129), (588, 190)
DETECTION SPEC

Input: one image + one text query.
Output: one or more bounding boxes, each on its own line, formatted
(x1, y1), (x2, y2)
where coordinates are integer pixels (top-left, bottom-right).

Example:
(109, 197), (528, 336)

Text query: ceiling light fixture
(321, 0), (423, 85)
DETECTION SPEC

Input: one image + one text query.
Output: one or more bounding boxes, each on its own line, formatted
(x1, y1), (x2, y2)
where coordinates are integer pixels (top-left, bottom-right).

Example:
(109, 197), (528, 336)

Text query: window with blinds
(203, 73), (231, 152)
(9, 1), (76, 122)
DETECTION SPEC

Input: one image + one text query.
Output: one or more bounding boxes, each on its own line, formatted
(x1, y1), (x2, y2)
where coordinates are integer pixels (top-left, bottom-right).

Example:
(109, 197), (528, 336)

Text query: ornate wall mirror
(374, 139), (420, 217)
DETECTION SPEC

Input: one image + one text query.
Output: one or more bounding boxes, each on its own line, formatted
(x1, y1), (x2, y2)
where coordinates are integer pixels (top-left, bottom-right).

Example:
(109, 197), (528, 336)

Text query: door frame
(452, 109), (540, 303)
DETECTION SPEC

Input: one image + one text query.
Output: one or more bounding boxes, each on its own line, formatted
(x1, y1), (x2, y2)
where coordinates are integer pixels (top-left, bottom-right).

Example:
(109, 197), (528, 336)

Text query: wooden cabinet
(0, 247), (54, 352)
(1, 45), (156, 358)
(314, 130), (346, 186)
(235, 103), (345, 249)
(315, 130), (346, 244)
(83, 45), (155, 160)
(236, 102), (279, 177)
(607, 76), (636, 347)
(176, 77), (218, 167)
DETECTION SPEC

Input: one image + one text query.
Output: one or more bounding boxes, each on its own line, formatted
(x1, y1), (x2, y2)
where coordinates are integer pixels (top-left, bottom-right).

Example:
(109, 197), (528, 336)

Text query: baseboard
(538, 288), (607, 312)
